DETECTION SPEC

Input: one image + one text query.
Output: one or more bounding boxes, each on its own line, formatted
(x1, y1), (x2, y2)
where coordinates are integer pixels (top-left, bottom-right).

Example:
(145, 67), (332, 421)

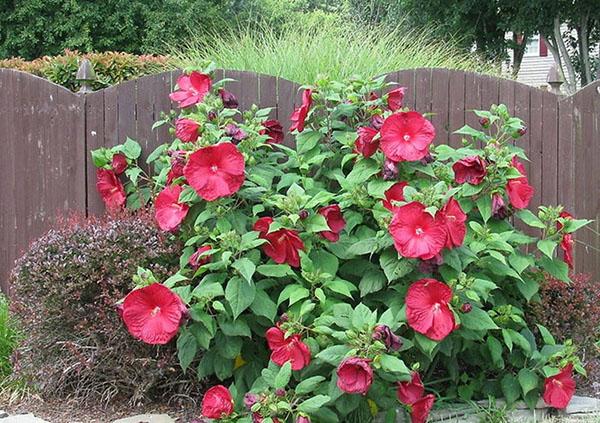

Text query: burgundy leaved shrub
(9, 211), (202, 404)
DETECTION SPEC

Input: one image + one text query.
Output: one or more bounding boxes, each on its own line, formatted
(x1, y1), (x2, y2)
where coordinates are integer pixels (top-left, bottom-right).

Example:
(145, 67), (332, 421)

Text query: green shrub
(0, 50), (173, 91)
(172, 20), (501, 84)
(0, 295), (18, 380)
(9, 212), (203, 404)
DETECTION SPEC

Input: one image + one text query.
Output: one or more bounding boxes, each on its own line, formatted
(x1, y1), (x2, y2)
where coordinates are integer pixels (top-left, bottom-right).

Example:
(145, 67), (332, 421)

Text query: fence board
(2, 68), (600, 294)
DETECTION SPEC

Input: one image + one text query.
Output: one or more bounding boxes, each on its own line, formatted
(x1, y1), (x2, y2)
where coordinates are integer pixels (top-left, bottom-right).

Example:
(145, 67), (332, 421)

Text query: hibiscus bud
(225, 123), (247, 143)
(479, 117), (490, 128)
(244, 393), (259, 410)
(382, 158), (398, 180)
(189, 245), (212, 269)
(207, 110), (217, 121)
(279, 313), (289, 323)
(492, 194), (510, 220)
(419, 153), (434, 165)
(372, 324), (402, 351)
(336, 357), (373, 395)
(275, 388), (286, 397)
(298, 209), (309, 220)
(111, 153), (128, 175)
(296, 416), (311, 423)
(461, 303), (473, 313)
(219, 88), (239, 109)
(518, 126), (527, 136)
(418, 254), (444, 274)
(201, 385), (234, 419)
(370, 114), (384, 130)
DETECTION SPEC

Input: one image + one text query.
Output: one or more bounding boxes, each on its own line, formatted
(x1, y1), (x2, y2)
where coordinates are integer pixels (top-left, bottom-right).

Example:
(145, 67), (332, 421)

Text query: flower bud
(382, 158), (398, 180)
(461, 303), (473, 313)
(296, 416), (311, 423)
(244, 392), (259, 410)
(225, 123), (247, 143)
(275, 388), (286, 397)
(419, 153), (434, 165)
(207, 110), (217, 121)
(370, 114), (384, 130)
(492, 194), (510, 220)
(279, 313), (289, 323)
(518, 126), (527, 136)
(372, 324), (402, 351)
(298, 209), (309, 220)
(219, 88), (239, 109)
(479, 117), (490, 128)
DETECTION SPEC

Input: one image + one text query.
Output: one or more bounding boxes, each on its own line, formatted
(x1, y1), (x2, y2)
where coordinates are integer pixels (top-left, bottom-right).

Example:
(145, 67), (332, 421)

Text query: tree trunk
(553, 17), (578, 93)
(579, 13), (592, 86)
(512, 32), (527, 78)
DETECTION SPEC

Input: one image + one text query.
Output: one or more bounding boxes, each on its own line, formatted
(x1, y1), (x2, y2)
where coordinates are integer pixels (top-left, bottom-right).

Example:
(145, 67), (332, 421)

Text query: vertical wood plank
(395, 69), (416, 110)
(541, 91), (558, 206)
(86, 91), (106, 215)
(528, 89), (543, 210)
(448, 70), (466, 147)
(430, 69), (450, 145)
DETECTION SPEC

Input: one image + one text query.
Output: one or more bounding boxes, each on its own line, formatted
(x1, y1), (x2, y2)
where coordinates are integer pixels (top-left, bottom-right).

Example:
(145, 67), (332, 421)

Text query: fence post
(76, 58), (96, 94)
(546, 64), (564, 96)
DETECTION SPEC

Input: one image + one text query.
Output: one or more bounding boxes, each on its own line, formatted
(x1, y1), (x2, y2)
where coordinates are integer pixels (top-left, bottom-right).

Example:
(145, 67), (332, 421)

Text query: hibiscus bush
(91, 66), (591, 422)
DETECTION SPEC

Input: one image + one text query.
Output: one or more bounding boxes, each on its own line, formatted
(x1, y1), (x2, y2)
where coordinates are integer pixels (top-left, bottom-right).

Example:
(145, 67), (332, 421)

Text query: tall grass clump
(172, 20), (501, 84)
(0, 294), (18, 379)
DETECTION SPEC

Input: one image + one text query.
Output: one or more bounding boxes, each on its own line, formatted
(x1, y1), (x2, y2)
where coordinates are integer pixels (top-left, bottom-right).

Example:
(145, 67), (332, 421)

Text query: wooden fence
(1, 68), (599, 293)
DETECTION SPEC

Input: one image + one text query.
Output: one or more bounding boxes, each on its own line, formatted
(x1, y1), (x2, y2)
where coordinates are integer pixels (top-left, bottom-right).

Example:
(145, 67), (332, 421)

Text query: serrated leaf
(225, 277), (256, 319)
(379, 249), (414, 282)
(298, 395), (331, 414)
(297, 130), (322, 154)
(516, 210), (546, 229)
(295, 376), (326, 395)
(232, 258), (256, 284)
(274, 361), (292, 389)
(257, 264), (294, 277)
(177, 329), (198, 372)
(518, 369), (539, 396)
(316, 345), (351, 365)
(476, 195), (492, 223)
(461, 307), (499, 331)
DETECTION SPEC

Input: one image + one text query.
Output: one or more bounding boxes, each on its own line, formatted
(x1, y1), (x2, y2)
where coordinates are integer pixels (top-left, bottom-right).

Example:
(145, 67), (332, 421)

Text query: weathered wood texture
(0, 68), (599, 293)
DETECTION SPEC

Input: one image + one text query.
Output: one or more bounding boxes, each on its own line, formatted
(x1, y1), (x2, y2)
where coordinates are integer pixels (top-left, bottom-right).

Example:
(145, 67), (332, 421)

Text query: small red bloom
(170, 71), (212, 108)
(219, 88), (239, 109)
(175, 118), (200, 142)
(184, 143), (245, 201)
(167, 150), (186, 185)
(155, 185), (190, 231)
(406, 278), (455, 341)
(318, 204), (346, 242)
(511, 156), (527, 175)
(380, 112), (435, 162)
(290, 89), (312, 133)
(410, 394), (435, 423)
(452, 156), (487, 185)
(543, 364), (576, 409)
(389, 202), (446, 260)
(387, 87), (406, 111)
(383, 181), (408, 211)
(336, 357), (373, 395)
(397, 371), (425, 405)
(254, 217), (305, 267)
(558, 211), (574, 269)
(507, 177), (534, 209)
(201, 385), (234, 419)
(438, 197), (467, 249)
(96, 168), (126, 210)
(373, 324), (402, 351)
(492, 193), (509, 219)
(260, 119), (284, 144)
(265, 327), (311, 371)
(111, 153), (128, 175)
(354, 126), (379, 158)
(121, 283), (187, 345)
(189, 245), (212, 269)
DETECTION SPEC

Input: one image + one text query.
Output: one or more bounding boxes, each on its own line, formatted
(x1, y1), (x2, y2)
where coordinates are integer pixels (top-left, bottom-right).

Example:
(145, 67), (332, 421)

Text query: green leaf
(487, 336), (504, 368)
(379, 249), (414, 282)
(250, 289), (278, 322)
(454, 125), (486, 139)
(539, 256), (570, 282)
(295, 376), (326, 395)
(537, 239), (557, 259)
(501, 373), (521, 404)
(476, 195), (492, 223)
(177, 329), (198, 372)
(91, 148), (110, 167)
(311, 250), (339, 277)
(297, 130), (322, 154)
(146, 144), (167, 164)
(316, 345), (351, 365)
(225, 277), (256, 319)
(516, 276), (539, 302)
(298, 395), (331, 414)
(563, 218), (592, 233)
(277, 284), (310, 306)
(257, 264), (294, 277)
(359, 269), (387, 296)
(518, 369), (539, 396)
(323, 279), (356, 298)
(414, 333), (438, 357)
(460, 307), (499, 331)
(346, 158), (380, 185)
(274, 361), (292, 389)
(516, 210), (546, 229)
(347, 238), (378, 256)
(232, 258), (256, 284)
(352, 303), (375, 329)
(218, 317), (251, 337)
(122, 137), (142, 160)
(536, 324), (556, 345)
(379, 354), (410, 376)
(304, 214), (331, 233)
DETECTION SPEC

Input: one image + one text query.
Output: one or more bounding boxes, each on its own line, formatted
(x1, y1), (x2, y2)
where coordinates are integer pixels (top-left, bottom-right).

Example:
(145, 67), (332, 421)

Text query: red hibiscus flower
(406, 278), (455, 341)
(507, 177), (534, 209)
(387, 87), (406, 111)
(254, 217), (305, 267)
(383, 181), (408, 211)
(201, 385), (234, 419)
(380, 111), (435, 162)
(354, 126), (379, 158)
(336, 357), (373, 395)
(121, 283), (187, 345)
(260, 119), (284, 144)
(265, 327), (311, 371)
(511, 156), (527, 175)
(389, 202), (446, 260)
(219, 88), (239, 109)
(111, 153), (128, 175)
(167, 150), (186, 185)
(189, 245), (212, 269)
(184, 143), (245, 201)
(318, 205), (346, 242)
(290, 89), (312, 133)
(543, 364), (576, 409)
(175, 118), (200, 142)
(155, 185), (190, 231)
(169, 71), (212, 108)
(96, 168), (126, 210)
(397, 371), (425, 405)
(438, 197), (467, 249)
(410, 394), (435, 423)
(452, 155), (487, 185)
(558, 211), (574, 269)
